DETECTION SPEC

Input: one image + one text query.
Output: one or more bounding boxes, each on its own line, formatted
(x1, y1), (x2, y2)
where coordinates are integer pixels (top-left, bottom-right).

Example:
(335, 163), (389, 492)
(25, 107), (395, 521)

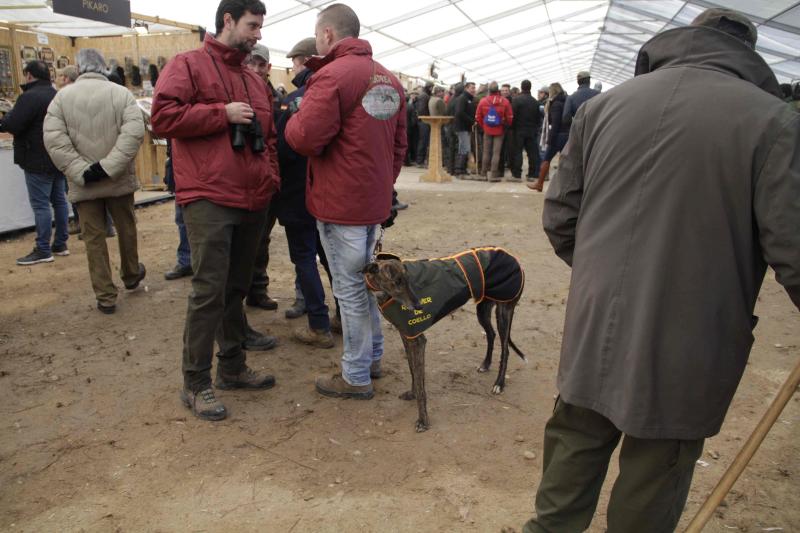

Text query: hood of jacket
(305, 38), (372, 72)
(635, 26), (780, 98)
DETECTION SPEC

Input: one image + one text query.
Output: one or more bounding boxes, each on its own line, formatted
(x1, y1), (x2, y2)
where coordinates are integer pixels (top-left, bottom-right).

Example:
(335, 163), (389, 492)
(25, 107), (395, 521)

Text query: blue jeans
(175, 203), (191, 268)
(456, 131), (470, 155)
(317, 221), (383, 386)
(286, 223), (329, 331)
(24, 172), (69, 254)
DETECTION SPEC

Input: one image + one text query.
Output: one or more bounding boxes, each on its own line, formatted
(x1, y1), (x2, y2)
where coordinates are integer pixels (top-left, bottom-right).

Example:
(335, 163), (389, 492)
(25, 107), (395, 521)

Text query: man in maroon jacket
(151, 0), (280, 421)
(286, 3), (407, 399)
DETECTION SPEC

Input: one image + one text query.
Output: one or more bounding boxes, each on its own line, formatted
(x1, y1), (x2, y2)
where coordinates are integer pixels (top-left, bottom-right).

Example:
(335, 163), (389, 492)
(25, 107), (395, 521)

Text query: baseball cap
(286, 37), (317, 59)
(250, 44), (270, 63)
(577, 70), (591, 80)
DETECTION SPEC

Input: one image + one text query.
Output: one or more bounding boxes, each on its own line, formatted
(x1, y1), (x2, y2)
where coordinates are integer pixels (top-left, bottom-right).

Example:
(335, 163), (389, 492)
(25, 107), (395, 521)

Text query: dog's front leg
(407, 335), (429, 432)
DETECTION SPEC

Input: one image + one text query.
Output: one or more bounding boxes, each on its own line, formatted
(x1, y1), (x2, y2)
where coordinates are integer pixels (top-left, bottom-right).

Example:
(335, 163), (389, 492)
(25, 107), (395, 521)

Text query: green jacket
(370, 247), (524, 339)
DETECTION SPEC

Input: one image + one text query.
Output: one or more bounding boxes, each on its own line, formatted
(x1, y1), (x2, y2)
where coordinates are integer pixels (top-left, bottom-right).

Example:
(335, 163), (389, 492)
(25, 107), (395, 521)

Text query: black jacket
(453, 91), (475, 132)
(274, 68), (314, 226)
(547, 92), (568, 147)
(415, 91), (431, 118)
(511, 91), (541, 132)
(0, 79), (60, 175)
(446, 85), (462, 117)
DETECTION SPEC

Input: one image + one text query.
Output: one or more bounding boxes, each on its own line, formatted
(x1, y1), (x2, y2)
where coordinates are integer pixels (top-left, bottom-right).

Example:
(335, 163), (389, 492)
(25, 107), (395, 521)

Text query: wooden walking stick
(685, 358), (800, 532)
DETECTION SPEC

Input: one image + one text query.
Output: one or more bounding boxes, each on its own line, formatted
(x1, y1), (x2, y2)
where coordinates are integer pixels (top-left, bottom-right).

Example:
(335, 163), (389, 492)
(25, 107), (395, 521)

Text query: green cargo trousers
(523, 399), (704, 533)
(75, 193), (140, 306)
(181, 200), (268, 392)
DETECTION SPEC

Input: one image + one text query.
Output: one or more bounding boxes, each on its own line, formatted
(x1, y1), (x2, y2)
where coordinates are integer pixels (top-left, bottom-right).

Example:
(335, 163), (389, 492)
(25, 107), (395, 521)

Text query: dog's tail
(509, 337), (527, 362)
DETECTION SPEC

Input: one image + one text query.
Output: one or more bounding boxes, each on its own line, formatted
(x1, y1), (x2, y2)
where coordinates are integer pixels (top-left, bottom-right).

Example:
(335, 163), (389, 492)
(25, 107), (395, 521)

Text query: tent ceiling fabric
(260, 0), (800, 87)
(0, 0), (193, 36)
(0, 0), (797, 85)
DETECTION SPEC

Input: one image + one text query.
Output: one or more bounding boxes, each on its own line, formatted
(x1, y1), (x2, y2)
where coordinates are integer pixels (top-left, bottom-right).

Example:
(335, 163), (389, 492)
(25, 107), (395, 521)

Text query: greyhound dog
(363, 247), (526, 432)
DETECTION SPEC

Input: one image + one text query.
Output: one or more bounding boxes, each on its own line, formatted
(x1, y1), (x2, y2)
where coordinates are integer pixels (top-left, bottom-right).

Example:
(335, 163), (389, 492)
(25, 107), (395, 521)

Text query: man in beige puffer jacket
(44, 48), (146, 314)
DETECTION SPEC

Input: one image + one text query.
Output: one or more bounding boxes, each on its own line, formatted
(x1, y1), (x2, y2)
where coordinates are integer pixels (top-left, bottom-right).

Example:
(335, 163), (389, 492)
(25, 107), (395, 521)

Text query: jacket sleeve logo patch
(361, 84), (401, 121)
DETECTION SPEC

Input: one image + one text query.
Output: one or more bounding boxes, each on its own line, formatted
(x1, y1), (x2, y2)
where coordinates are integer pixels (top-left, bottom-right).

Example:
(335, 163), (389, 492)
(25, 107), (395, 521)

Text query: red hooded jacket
(150, 35), (279, 211)
(475, 93), (513, 136)
(285, 38), (407, 226)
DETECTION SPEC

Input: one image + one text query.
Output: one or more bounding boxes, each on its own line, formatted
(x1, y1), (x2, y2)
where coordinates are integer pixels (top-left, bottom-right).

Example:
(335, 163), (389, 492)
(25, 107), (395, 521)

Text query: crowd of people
(402, 70), (602, 190)
(1, 1), (798, 531)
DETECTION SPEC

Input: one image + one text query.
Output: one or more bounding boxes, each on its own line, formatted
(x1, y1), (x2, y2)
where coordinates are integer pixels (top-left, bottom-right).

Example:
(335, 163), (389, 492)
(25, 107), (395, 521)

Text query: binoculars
(231, 112), (266, 153)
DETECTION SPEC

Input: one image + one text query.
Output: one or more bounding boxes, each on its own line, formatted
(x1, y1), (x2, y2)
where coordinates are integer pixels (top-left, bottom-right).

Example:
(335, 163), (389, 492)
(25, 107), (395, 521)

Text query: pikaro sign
(52, 0), (132, 28)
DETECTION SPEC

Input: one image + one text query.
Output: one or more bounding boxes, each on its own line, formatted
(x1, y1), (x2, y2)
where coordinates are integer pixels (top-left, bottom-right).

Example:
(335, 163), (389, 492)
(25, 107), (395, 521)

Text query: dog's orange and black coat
(367, 247), (525, 338)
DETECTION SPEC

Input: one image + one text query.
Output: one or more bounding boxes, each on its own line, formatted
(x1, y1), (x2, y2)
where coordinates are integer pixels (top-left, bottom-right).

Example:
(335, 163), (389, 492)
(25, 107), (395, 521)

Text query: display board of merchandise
(0, 46), (14, 98)
(18, 46), (63, 88)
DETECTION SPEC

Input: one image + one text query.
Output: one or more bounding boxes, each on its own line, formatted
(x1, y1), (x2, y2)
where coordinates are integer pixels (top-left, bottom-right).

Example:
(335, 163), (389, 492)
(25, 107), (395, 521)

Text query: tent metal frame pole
(129, 12), (201, 33)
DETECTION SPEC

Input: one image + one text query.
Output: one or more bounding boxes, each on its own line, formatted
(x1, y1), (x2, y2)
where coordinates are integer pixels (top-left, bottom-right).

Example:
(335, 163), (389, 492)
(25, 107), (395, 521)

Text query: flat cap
(286, 37), (317, 59)
(250, 44), (270, 63)
(691, 8), (757, 48)
(577, 70), (591, 79)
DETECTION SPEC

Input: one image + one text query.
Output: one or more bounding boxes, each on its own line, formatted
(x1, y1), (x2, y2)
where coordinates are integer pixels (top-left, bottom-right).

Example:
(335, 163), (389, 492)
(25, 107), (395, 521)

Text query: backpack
(483, 98), (502, 127)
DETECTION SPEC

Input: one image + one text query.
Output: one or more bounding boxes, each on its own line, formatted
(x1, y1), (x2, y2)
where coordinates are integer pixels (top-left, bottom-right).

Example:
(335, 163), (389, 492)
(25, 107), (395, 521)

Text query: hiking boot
(292, 326), (334, 349)
(284, 299), (307, 319)
(181, 387), (227, 421)
(16, 248), (54, 266)
(51, 244), (70, 256)
(330, 314), (342, 334)
(315, 374), (373, 399)
(96, 301), (116, 314)
(370, 360), (383, 379)
(164, 264), (193, 280)
(67, 220), (81, 235)
(242, 327), (278, 351)
(124, 263), (146, 290)
(246, 293), (278, 310)
(216, 365), (276, 390)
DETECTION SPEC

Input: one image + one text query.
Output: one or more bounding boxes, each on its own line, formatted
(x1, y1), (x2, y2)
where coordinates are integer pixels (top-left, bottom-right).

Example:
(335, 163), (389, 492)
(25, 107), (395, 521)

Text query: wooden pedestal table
(419, 115), (453, 183)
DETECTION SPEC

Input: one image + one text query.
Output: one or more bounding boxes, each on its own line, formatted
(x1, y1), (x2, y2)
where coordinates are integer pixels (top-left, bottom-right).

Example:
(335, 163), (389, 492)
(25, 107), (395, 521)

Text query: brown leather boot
(181, 387), (227, 421)
(292, 326), (335, 349)
(527, 160), (549, 192)
(315, 374), (374, 399)
(216, 365), (276, 390)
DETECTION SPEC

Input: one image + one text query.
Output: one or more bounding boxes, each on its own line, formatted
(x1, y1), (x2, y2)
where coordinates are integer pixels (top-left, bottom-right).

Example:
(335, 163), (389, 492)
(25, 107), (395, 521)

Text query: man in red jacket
(286, 3), (407, 399)
(475, 81), (513, 181)
(151, 0), (280, 421)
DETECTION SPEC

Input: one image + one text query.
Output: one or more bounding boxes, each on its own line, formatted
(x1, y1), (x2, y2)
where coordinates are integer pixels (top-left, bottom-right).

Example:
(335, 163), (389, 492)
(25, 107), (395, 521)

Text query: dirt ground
(0, 170), (797, 532)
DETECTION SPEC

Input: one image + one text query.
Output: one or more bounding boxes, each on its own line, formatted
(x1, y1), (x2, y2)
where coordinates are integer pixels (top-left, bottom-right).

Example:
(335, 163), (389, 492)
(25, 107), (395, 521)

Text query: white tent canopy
(255, 0), (800, 88)
(1, 0), (798, 87)
(0, 0), (198, 36)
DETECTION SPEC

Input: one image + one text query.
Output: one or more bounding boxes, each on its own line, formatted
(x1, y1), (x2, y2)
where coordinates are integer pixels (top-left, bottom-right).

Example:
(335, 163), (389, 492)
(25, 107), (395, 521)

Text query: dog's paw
(491, 384), (504, 395)
(477, 365), (489, 373)
(415, 419), (430, 432)
(399, 390), (416, 401)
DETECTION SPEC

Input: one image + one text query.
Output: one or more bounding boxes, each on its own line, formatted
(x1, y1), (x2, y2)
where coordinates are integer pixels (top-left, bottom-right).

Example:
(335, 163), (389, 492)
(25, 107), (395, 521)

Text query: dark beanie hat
(691, 8), (757, 49)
